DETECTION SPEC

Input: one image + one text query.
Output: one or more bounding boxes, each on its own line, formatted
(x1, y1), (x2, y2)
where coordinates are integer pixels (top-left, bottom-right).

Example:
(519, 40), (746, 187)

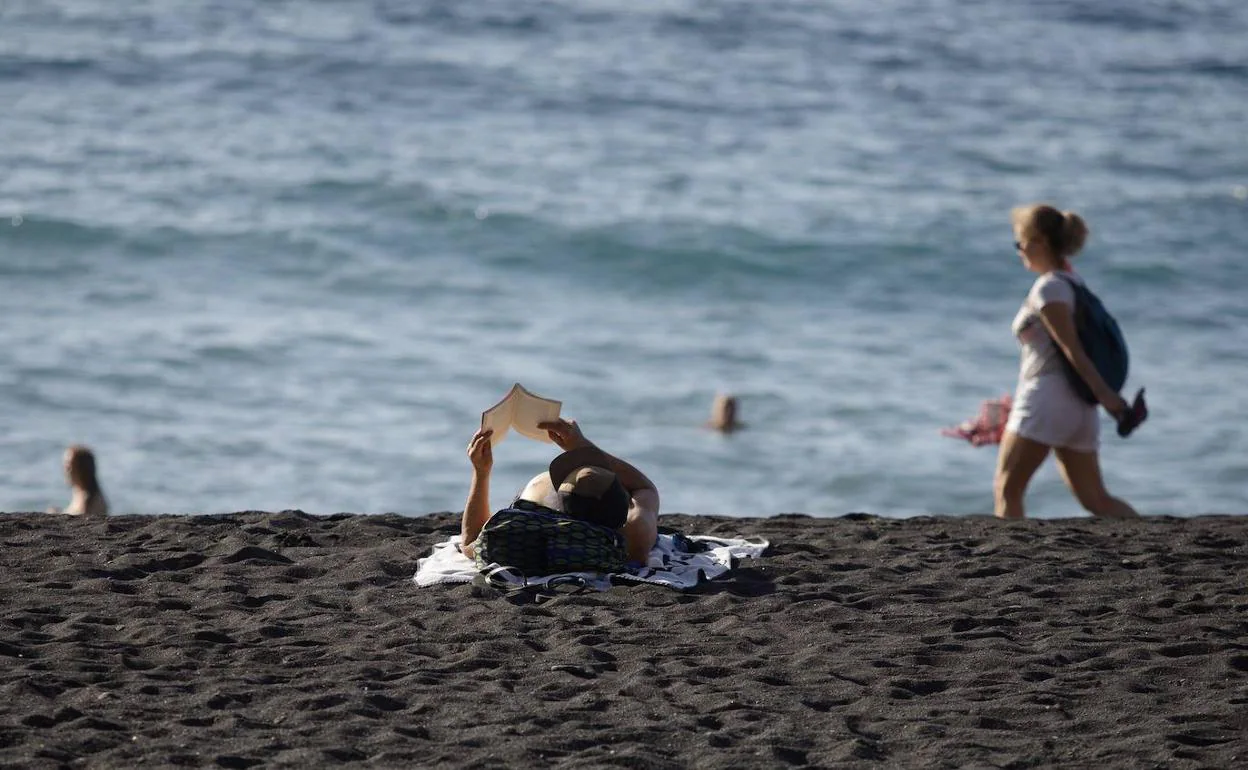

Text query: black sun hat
(548, 446), (631, 529)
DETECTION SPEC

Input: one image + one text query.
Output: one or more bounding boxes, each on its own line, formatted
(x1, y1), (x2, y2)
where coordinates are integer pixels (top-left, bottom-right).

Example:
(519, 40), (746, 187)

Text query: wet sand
(1, 511), (1244, 768)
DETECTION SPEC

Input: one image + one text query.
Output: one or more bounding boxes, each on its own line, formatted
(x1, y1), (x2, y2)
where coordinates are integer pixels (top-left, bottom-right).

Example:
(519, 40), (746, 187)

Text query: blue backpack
(1056, 274), (1129, 404)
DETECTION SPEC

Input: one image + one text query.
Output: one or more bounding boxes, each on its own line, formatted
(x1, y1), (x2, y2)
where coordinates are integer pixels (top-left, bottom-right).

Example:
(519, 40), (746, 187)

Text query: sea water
(2, 0), (1245, 518)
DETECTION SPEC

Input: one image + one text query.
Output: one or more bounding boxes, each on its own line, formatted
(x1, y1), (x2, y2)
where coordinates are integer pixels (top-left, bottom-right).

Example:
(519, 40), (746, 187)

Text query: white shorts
(1006, 375), (1100, 452)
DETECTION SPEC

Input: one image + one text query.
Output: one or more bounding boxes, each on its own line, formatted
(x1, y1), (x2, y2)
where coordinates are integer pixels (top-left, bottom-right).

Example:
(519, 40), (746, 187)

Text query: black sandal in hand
(1116, 388), (1148, 438)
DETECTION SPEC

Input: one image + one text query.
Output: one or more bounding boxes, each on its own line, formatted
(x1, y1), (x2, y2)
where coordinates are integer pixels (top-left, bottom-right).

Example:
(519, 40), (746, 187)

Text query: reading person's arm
(539, 419), (660, 563)
(621, 482), (660, 565)
(460, 429), (494, 558)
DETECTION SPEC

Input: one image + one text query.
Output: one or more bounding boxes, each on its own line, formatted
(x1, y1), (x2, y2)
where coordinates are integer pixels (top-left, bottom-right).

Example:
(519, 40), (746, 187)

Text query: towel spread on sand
(414, 533), (769, 592)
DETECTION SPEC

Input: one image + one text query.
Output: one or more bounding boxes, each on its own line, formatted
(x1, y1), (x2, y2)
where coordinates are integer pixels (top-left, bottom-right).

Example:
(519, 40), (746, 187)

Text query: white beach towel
(414, 533), (769, 592)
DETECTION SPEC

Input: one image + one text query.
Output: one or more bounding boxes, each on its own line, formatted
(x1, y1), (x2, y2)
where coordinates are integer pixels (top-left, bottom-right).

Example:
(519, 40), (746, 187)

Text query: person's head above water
(64, 445), (102, 494)
(52, 444), (108, 517)
(707, 393), (741, 433)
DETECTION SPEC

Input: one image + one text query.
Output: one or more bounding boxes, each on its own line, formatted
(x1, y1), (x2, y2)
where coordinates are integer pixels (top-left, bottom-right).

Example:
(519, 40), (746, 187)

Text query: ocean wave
(1060, 3), (1185, 33)
(1108, 58), (1248, 80)
(375, 2), (552, 34)
(0, 54), (97, 79)
(0, 215), (234, 266)
(1059, 0), (1243, 33)
(0, 215), (121, 245)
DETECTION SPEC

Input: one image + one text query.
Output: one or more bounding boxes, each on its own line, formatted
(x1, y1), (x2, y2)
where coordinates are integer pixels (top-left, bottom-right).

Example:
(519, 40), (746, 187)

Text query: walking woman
(994, 204), (1138, 519)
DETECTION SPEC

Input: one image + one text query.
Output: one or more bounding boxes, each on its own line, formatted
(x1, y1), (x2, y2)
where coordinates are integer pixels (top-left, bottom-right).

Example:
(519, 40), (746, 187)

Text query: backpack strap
(1051, 270), (1085, 296)
(1052, 270), (1092, 298)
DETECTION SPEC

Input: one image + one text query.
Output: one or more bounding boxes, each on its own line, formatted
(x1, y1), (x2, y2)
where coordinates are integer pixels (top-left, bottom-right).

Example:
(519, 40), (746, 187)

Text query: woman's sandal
(1116, 388), (1148, 438)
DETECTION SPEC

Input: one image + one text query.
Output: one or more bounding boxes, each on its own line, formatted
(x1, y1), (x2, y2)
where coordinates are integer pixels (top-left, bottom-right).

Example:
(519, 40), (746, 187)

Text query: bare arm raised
(539, 419), (660, 563)
(459, 428), (493, 559)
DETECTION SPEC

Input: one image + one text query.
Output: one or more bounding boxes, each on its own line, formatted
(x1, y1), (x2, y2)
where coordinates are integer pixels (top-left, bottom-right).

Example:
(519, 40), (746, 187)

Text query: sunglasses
(1013, 240), (1024, 251)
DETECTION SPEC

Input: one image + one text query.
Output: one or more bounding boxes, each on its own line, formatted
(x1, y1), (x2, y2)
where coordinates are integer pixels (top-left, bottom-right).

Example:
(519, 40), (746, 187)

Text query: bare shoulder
(630, 488), (660, 517)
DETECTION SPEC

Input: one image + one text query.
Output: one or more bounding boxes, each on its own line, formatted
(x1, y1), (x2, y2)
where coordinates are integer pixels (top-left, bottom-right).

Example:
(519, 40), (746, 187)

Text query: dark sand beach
(1, 511), (1245, 768)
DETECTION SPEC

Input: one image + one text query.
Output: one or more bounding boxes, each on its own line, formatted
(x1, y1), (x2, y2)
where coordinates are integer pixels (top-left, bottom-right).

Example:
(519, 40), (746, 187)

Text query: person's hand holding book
(467, 429), (494, 475)
(539, 419), (593, 452)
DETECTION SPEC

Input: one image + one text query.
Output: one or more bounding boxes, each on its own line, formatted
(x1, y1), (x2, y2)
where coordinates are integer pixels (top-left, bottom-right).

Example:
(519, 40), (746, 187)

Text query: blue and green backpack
(472, 500), (629, 576)
(1056, 274), (1129, 404)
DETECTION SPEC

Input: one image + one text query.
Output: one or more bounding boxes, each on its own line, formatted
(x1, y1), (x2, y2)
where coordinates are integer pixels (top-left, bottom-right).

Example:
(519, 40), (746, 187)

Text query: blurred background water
(1, 0), (1245, 518)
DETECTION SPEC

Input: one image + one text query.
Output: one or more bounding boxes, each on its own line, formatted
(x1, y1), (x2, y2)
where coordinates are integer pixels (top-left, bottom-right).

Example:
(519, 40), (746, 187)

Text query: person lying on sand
(461, 418), (660, 564)
(48, 445), (108, 517)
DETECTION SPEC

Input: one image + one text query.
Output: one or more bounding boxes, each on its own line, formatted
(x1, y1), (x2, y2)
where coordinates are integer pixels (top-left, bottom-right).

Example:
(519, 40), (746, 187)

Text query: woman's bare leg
(1053, 448), (1139, 519)
(993, 431), (1051, 519)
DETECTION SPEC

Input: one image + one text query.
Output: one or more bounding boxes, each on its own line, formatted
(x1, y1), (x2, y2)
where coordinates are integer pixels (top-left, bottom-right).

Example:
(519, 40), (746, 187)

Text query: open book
(481, 383), (562, 446)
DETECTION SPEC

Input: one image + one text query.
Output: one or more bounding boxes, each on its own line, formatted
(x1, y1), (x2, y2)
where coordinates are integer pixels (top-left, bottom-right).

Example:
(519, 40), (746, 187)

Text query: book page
(480, 384), (519, 446)
(480, 383), (561, 446)
(509, 384), (561, 443)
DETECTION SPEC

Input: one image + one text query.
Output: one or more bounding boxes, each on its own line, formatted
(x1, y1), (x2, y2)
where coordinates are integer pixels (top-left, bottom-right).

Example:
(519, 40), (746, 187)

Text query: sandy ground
(1, 511), (1245, 768)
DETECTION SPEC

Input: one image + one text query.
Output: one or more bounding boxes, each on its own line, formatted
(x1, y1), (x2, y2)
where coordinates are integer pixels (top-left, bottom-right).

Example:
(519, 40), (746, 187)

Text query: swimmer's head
(708, 393), (740, 432)
(64, 445), (102, 494)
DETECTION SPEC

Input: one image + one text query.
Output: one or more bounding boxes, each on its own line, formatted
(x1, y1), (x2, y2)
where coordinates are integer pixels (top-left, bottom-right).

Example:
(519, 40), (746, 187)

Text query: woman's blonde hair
(1011, 204), (1089, 260)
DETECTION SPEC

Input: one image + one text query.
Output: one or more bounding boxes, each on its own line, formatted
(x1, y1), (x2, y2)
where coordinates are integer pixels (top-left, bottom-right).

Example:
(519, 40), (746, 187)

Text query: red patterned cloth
(942, 394), (1012, 447)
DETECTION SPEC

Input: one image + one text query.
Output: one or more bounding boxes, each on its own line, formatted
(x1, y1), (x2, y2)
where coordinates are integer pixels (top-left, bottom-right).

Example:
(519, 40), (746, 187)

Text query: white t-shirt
(1011, 270), (1081, 382)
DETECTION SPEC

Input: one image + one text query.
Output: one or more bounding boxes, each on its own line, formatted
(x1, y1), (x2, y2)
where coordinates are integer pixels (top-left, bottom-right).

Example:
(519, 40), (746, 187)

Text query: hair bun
(1060, 210), (1089, 257)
